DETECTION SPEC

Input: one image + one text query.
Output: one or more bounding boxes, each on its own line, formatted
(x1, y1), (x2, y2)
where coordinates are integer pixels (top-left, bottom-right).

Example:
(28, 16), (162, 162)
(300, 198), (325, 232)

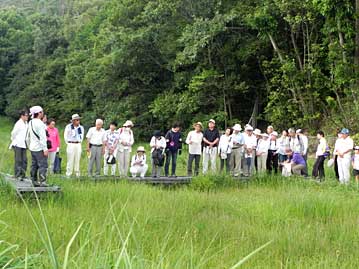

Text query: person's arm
(37, 122), (48, 155)
(185, 132), (191, 145)
(86, 128), (92, 152)
(10, 121), (20, 141)
(129, 131), (134, 146)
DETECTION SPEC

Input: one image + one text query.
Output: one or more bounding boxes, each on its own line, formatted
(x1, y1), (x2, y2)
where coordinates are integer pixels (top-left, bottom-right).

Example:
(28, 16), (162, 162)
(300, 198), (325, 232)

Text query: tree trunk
(337, 20), (347, 63)
(290, 27), (303, 71)
(268, 33), (283, 63)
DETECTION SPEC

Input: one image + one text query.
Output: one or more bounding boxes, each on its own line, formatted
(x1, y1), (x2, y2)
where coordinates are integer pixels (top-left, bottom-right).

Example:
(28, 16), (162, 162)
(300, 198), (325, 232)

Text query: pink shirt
(47, 127), (60, 152)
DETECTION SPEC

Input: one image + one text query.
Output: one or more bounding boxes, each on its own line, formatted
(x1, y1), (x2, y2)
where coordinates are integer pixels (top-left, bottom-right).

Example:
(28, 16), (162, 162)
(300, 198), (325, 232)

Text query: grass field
(1, 117), (359, 268)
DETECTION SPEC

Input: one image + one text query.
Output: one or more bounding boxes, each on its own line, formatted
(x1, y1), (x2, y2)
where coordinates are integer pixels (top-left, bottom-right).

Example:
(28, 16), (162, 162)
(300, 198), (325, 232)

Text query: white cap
(261, 133), (269, 138)
(253, 128), (261, 135)
(296, 129), (302, 134)
(71, 114), (81, 120)
(123, 120), (134, 127)
(245, 124), (253, 131)
(29, 106), (43, 117)
(272, 131), (278, 136)
(209, 119), (216, 124)
(232, 124), (242, 131)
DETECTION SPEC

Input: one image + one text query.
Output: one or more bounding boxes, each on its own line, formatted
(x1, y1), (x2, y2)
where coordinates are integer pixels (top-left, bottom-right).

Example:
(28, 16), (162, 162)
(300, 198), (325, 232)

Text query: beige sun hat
(123, 120), (134, 127)
(253, 128), (261, 135)
(137, 146), (146, 152)
(233, 124), (242, 131)
(71, 114), (81, 121)
(193, 122), (203, 129)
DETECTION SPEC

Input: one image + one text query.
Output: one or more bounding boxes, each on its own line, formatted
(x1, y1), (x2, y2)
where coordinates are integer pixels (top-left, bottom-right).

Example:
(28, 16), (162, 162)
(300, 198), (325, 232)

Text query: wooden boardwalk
(1, 173), (61, 195)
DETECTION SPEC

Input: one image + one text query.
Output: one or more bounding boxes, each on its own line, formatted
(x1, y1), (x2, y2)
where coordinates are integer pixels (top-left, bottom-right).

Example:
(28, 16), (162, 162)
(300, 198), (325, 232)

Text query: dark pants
(187, 154), (200, 176)
(165, 150), (177, 176)
(266, 150), (278, 174)
(13, 146), (27, 178)
(334, 155), (339, 180)
(30, 151), (48, 183)
(312, 156), (325, 180)
(303, 153), (309, 176)
(220, 154), (231, 173)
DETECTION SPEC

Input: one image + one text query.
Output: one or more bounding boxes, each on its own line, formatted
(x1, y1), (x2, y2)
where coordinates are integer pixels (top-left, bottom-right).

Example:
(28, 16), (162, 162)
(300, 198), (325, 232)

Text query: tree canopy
(0, 0), (358, 136)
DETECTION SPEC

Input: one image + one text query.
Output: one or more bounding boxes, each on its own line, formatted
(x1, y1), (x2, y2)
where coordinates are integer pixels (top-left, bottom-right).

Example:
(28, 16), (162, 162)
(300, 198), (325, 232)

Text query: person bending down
(286, 149), (306, 176)
(130, 146), (148, 178)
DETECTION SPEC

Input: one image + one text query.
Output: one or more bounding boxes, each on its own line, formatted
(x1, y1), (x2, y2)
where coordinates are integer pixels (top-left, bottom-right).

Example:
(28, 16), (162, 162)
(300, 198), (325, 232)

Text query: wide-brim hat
(233, 124), (242, 131)
(123, 120), (134, 127)
(71, 114), (81, 120)
(193, 122), (203, 129)
(245, 124), (253, 131)
(261, 133), (269, 138)
(253, 128), (261, 135)
(30, 106), (43, 117)
(137, 146), (146, 152)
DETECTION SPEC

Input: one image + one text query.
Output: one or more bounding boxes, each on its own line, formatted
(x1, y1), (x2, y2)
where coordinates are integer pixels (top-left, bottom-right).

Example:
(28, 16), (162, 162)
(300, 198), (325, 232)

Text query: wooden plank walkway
(1, 173), (61, 195)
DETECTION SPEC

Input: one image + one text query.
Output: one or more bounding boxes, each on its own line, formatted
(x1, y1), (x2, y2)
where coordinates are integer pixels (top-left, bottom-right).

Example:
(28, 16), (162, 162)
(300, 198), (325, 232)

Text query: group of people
(8, 106), (359, 186)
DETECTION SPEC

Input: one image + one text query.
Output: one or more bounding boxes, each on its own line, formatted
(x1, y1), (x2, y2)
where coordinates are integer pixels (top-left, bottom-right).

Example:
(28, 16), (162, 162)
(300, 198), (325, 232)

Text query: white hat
(29, 106), (43, 117)
(71, 114), (81, 120)
(233, 124), (242, 131)
(209, 119), (216, 124)
(137, 146), (146, 152)
(123, 120), (134, 127)
(296, 129), (302, 134)
(245, 124), (253, 131)
(267, 125), (274, 129)
(253, 128), (261, 135)
(272, 131), (278, 136)
(261, 133), (269, 138)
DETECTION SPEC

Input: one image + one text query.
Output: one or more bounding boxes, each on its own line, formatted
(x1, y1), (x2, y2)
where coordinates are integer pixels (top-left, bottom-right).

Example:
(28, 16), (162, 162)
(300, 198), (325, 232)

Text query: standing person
(130, 146), (148, 178)
(253, 128), (262, 172)
(28, 106), (48, 186)
(46, 119), (60, 174)
(118, 120), (134, 177)
(243, 125), (257, 176)
(277, 130), (289, 165)
(267, 131), (279, 174)
(103, 122), (119, 176)
(186, 122), (203, 176)
(334, 130), (342, 181)
(288, 128), (302, 154)
(150, 130), (166, 177)
(202, 119), (220, 174)
(312, 131), (327, 181)
(256, 133), (270, 173)
(334, 128), (354, 184)
(64, 114), (84, 177)
(86, 119), (106, 177)
(230, 124), (244, 177)
(352, 146), (359, 185)
(297, 129), (309, 176)
(267, 125), (274, 137)
(218, 127), (233, 173)
(9, 110), (29, 180)
(164, 123), (182, 177)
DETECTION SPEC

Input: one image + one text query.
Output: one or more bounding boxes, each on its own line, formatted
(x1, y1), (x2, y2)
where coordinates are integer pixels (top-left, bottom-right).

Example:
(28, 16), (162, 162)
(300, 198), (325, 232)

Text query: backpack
(152, 148), (165, 166)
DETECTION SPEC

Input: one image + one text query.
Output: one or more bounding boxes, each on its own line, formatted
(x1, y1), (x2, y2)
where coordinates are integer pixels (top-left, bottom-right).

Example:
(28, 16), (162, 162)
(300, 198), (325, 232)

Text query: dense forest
(0, 0), (359, 136)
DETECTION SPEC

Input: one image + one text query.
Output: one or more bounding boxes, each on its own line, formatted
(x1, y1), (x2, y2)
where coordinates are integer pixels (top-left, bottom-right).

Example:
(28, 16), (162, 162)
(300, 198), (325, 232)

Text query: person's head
(95, 119), (103, 129)
(30, 106), (44, 119)
(316, 130), (325, 139)
(340, 128), (350, 138)
(208, 119), (216, 129)
(193, 122), (203, 132)
(281, 130), (288, 137)
(123, 120), (134, 130)
(302, 128), (309, 136)
(225, 127), (232, 136)
(271, 131), (278, 140)
(261, 133), (269, 140)
(109, 121), (118, 131)
(19, 110), (29, 121)
(245, 125), (253, 136)
(48, 118), (56, 129)
(285, 148), (293, 157)
(42, 114), (47, 123)
(232, 124), (242, 134)
(137, 146), (145, 156)
(71, 114), (81, 126)
(267, 125), (274, 134)
(355, 146), (359, 154)
(288, 128), (296, 137)
(153, 130), (162, 139)
(172, 122), (181, 132)
(253, 129), (261, 138)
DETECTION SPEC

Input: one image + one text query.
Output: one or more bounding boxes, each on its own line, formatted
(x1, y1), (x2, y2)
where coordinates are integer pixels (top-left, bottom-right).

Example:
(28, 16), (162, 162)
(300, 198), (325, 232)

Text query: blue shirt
(291, 153), (306, 166)
(232, 132), (244, 147)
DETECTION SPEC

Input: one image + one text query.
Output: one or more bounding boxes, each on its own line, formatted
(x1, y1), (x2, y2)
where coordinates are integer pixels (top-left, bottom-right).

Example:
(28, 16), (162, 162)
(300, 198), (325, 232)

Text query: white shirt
(289, 135), (303, 154)
(301, 135), (309, 155)
(150, 136), (166, 153)
(104, 129), (120, 150)
(131, 154), (147, 167)
(334, 137), (354, 159)
(10, 119), (28, 149)
(218, 134), (233, 154)
(86, 127), (106, 145)
(118, 128), (134, 152)
(64, 123), (85, 143)
(186, 131), (203, 155)
(244, 133), (257, 149)
(316, 137), (327, 157)
(353, 154), (359, 170)
(268, 139), (278, 151)
(276, 136), (289, 155)
(257, 139), (270, 155)
(28, 118), (47, 152)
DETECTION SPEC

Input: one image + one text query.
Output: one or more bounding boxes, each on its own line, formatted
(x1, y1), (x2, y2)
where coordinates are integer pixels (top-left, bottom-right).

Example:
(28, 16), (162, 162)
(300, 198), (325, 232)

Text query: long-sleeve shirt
(28, 118), (47, 152)
(64, 124), (84, 143)
(291, 152), (306, 166)
(165, 129), (182, 152)
(316, 137), (327, 157)
(218, 135), (233, 154)
(47, 127), (60, 152)
(231, 132), (245, 148)
(104, 130), (120, 150)
(118, 128), (134, 152)
(268, 139), (278, 151)
(150, 136), (166, 153)
(334, 137), (354, 159)
(10, 119), (28, 149)
(276, 136), (289, 155)
(256, 139), (270, 155)
(186, 131), (203, 155)
(301, 135), (309, 155)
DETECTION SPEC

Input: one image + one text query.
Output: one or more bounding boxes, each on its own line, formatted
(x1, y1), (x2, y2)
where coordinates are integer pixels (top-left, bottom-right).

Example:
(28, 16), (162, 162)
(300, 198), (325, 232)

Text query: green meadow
(1, 117), (359, 268)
